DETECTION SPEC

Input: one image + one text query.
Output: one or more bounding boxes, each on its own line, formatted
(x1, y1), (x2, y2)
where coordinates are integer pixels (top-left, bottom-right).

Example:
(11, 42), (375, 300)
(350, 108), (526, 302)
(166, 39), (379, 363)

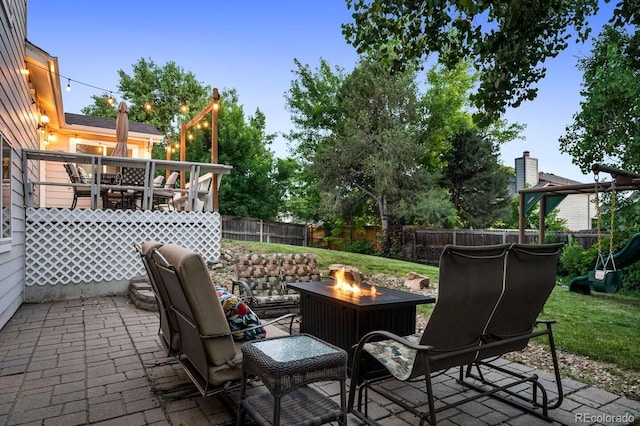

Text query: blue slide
(569, 233), (640, 294)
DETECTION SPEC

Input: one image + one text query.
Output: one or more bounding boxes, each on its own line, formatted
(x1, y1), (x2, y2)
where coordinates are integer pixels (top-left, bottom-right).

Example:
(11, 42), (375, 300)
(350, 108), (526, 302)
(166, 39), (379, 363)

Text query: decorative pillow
(76, 166), (91, 184)
(215, 286), (266, 342)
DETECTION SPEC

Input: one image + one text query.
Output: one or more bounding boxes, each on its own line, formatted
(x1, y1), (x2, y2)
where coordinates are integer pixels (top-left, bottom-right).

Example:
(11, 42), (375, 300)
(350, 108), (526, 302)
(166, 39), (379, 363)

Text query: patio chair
(150, 243), (295, 397)
(153, 171), (179, 211)
(465, 242), (565, 409)
(153, 175), (165, 187)
(134, 241), (180, 357)
(119, 167), (146, 209)
(173, 172), (212, 211)
(348, 243), (562, 425)
(64, 163), (92, 209)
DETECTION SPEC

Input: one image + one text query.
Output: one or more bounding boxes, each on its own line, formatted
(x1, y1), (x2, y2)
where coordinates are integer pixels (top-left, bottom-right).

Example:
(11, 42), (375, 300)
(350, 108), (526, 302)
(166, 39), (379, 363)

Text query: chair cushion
(215, 286), (266, 342)
(364, 333), (421, 381)
(253, 294), (300, 306)
(157, 244), (237, 367)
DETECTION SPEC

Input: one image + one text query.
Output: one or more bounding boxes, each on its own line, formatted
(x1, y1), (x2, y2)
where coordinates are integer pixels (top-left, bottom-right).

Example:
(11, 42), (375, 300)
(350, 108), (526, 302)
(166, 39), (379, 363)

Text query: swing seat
(588, 269), (622, 293)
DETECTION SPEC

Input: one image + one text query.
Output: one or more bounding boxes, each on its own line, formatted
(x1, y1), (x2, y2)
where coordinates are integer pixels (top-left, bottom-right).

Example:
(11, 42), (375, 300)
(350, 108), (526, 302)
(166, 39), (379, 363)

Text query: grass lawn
(541, 287), (640, 371)
(226, 240), (639, 377)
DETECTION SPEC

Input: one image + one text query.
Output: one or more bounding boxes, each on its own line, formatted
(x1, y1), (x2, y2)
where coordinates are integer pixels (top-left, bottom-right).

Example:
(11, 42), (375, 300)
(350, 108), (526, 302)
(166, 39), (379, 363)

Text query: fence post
(303, 223), (308, 247)
(259, 219), (263, 243)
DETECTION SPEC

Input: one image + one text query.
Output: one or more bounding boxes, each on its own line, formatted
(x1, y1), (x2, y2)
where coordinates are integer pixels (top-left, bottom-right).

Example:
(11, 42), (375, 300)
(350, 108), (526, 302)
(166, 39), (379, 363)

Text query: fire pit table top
(289, 281), (435, 310)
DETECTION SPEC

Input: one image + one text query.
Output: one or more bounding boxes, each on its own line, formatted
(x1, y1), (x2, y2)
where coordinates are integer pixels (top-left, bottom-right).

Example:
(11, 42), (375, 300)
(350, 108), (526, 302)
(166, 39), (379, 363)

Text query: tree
(284, 58), (346, 223)
(309, 58), (454, 254)
(118, 58), (211, 136)
(81, 94), (118, 118)
(341, 0), (634, 125)
(418, 62), (476, 169)
(441, 129), (511, 228)
(559, 25), (640, 174)
(217, 90), (290, 220)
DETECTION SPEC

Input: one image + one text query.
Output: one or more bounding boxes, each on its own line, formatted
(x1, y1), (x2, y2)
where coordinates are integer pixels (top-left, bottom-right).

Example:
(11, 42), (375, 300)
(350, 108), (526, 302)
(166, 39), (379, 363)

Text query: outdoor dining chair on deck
(63, 163), (92, 209)
(153, 171), (179, 211)
(348, 243), (563, 426)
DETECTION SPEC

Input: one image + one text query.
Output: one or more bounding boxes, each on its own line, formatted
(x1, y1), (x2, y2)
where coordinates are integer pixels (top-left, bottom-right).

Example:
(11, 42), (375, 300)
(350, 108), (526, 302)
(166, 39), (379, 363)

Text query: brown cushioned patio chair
(134, 241), (180, 357)
(150, 243), (295, 397)
(348, 243), (563, 426)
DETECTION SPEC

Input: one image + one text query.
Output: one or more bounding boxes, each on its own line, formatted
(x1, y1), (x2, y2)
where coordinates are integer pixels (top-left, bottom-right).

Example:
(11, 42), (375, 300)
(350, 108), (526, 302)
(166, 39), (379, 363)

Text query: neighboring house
(0, 1), (161, 328)
(513, 151), (595, 231)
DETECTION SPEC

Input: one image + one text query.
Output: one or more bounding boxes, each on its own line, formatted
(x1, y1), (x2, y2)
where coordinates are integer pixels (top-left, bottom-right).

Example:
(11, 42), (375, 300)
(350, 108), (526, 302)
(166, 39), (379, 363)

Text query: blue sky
(28, 0), (614, 183)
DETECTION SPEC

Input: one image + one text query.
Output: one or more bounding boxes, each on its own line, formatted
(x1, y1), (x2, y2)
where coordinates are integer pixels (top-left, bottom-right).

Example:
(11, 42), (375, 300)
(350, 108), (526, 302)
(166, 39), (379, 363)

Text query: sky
(27, 0), (615, 183)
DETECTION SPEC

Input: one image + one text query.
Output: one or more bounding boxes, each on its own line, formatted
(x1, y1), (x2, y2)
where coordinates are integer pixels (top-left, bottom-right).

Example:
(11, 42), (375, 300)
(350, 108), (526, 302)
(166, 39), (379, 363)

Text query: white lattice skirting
(25, 208), (222, 301)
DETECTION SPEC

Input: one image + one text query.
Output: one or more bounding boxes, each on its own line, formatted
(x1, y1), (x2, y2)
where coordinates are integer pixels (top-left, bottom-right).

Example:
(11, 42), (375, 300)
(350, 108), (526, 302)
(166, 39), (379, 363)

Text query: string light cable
(26, 61), (124, 103)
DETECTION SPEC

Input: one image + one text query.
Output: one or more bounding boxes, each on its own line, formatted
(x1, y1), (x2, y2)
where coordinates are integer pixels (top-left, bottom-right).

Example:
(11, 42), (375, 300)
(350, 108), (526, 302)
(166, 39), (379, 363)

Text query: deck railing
(22, 149), (232, 211)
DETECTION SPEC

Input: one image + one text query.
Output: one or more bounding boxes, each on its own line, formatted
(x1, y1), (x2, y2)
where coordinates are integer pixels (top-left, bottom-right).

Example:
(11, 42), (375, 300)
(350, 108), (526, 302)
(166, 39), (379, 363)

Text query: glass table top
(250, 335), (338, 362)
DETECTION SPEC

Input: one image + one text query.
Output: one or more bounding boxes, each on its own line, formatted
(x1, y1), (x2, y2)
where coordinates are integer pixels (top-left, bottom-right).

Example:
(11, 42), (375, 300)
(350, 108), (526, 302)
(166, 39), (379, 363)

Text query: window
(74, 141), (132, 174)
(1, 134), (12, 244)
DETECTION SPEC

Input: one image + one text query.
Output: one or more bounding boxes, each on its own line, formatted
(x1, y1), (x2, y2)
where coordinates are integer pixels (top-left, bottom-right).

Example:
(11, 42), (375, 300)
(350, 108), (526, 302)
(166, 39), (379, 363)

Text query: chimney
(515, 151), (538, 192)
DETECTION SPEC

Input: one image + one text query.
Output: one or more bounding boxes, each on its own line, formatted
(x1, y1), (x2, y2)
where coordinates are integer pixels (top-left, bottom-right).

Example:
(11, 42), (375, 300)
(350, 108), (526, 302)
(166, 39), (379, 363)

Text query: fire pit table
(288, 281), (435, 366)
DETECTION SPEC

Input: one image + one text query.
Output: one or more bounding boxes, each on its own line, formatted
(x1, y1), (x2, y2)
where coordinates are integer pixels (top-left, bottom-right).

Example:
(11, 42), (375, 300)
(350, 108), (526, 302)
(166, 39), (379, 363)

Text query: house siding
(0, 0), (37, 329)
(556, 193), (594, 231)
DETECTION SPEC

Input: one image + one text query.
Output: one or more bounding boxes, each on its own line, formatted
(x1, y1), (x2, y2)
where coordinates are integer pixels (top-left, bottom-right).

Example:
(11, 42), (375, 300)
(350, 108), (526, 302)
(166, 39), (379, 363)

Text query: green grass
(540, 287), (640, 371)
(226, 239), (640, 373)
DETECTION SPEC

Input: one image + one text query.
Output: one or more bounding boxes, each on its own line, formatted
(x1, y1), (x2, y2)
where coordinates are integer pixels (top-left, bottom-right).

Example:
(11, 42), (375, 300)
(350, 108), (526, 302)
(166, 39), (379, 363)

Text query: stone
(328, 264), (364, 285)
(404, 272), (430, 291)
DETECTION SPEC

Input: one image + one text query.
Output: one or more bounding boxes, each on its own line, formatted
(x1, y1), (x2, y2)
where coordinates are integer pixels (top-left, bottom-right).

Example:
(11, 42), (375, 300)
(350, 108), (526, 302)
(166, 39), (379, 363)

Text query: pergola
(178, 88), (221, 208)
(518, 164), (640, 243)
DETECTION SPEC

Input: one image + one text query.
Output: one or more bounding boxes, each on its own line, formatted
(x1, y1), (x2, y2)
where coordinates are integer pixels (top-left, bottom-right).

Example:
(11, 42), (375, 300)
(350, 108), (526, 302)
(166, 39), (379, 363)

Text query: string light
(66, 79), (71, 92)
(106, 94), (115, 105)
(144, 102), (153, 111)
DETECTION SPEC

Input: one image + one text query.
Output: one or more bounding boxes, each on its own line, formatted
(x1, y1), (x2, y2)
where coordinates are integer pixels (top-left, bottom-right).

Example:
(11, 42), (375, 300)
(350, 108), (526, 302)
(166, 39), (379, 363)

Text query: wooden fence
(221, 215), (599, 264)
(221, 216), (308, 246)
(400, 228), (598, 265)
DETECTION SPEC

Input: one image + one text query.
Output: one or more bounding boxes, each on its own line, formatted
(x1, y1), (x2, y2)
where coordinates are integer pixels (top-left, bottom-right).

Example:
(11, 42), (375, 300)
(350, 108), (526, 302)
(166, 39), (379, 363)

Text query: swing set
(517, 163), (640, 294)
(586, 168), (622, 293)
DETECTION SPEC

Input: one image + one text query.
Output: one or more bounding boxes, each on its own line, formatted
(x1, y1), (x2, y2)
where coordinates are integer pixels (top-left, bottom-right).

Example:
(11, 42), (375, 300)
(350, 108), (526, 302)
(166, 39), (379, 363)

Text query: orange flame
(332, 267), (377, 296)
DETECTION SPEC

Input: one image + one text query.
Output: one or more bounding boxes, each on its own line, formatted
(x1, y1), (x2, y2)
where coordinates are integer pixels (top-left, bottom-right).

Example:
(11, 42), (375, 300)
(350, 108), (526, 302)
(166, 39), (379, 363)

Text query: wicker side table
(236, 334), (348, 426)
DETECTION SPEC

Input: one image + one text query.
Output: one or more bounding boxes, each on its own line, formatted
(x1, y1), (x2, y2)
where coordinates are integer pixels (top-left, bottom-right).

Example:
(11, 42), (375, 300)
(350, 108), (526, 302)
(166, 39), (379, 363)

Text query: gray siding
(0, 0), (37, 329)
(515, 155), (538, 192)
(556, 193), (594, 231)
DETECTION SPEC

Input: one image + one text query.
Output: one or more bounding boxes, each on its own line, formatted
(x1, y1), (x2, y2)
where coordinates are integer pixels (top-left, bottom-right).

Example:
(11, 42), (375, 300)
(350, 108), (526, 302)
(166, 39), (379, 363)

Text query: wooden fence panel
(403, 229), (580, 264)
(222, 216), (307, 246)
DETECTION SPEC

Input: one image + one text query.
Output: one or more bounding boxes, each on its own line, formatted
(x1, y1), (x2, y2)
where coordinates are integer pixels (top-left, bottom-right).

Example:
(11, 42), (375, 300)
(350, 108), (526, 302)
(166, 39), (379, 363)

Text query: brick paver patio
(0, 296), (637, 425)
